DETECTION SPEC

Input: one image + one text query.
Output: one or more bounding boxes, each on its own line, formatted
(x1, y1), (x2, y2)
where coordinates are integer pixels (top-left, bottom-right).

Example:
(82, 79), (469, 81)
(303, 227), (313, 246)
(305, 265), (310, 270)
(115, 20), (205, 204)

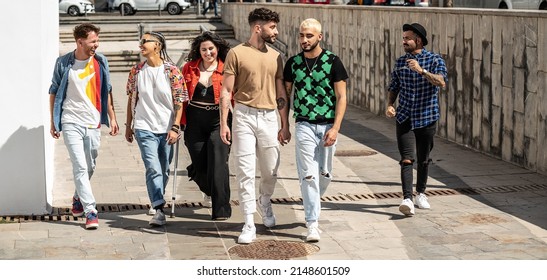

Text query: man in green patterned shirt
(283, 18), (348, 242)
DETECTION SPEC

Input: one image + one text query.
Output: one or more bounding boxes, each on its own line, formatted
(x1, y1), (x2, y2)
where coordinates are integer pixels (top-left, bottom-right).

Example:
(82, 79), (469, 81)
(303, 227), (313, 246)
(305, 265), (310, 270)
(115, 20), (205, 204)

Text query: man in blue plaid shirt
(386, 23), (447, 217)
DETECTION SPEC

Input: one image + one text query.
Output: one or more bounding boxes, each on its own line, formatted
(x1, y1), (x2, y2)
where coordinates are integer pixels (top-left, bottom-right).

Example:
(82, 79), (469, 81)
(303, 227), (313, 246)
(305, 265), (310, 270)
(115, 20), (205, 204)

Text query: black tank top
(192, 82), (214, 103)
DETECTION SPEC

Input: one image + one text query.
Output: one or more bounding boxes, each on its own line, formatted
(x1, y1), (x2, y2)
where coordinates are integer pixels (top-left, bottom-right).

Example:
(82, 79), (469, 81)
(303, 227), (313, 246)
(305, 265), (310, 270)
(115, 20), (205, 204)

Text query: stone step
(59, 29), (234, 43)
(103, 52), (140, 72)
(59, 13), (235, 72)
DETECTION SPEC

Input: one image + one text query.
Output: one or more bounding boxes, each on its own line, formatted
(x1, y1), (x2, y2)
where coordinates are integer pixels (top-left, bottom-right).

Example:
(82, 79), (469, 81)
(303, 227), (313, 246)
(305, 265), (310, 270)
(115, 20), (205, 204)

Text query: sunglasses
(140, 39), (158, 45)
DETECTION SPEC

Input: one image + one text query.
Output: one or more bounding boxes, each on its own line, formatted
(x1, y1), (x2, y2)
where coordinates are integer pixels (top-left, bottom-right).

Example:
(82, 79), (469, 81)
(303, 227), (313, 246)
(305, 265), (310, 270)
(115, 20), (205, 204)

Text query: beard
(261, 33), (276, 44)
(302, 40), (320, 52)
(403, 44), (415, 53)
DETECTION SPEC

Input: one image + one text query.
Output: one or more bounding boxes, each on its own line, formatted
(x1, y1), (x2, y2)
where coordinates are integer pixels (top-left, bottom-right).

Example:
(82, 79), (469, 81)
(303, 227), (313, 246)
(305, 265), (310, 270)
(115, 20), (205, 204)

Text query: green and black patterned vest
(289, 50), (336, 122)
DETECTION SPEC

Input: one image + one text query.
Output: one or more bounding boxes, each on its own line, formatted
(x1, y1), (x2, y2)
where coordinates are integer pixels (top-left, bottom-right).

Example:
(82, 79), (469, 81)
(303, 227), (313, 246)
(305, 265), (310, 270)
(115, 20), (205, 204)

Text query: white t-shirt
(62, 57), (101, 128)
(133, 64), (174, 133)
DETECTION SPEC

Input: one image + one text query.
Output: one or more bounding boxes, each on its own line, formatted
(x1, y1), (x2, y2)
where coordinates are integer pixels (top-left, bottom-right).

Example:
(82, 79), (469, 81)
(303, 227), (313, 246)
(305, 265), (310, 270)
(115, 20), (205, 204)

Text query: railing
(270, 38), (289, 59)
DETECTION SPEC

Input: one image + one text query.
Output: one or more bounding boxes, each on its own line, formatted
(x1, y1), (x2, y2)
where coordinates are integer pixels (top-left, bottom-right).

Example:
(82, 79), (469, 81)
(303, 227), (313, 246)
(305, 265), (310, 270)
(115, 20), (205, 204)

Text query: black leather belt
(189, 101), (219, 111)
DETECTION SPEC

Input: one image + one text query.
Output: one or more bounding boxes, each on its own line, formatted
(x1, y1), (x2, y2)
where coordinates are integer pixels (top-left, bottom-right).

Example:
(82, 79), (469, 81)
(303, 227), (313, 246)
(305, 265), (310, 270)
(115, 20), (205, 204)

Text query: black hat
(403, 23), (428, 46)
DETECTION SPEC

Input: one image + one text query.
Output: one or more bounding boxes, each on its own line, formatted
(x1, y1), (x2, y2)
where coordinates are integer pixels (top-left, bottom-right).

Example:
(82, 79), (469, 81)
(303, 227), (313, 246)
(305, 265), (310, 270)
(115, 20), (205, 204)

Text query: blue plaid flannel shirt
(388, 48), (448, 129)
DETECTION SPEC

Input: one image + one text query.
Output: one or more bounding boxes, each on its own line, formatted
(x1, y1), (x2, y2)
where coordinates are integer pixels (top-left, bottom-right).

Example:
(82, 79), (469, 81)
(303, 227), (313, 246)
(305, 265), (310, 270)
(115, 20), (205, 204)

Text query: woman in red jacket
(181, 32), (232, 220)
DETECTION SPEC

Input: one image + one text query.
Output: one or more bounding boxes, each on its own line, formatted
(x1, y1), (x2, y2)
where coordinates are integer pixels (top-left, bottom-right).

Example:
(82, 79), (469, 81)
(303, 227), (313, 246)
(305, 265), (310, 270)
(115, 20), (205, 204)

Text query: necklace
(304, 55), (319, 76)
(247, 40), (263, 51)
(201, 61), (217, 72)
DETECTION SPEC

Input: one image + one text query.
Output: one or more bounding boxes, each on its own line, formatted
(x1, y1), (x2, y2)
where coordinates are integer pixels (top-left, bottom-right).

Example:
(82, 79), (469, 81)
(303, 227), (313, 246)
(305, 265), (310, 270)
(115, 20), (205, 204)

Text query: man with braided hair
(283, 18), (348, 242)
(125, 31), (187, 226)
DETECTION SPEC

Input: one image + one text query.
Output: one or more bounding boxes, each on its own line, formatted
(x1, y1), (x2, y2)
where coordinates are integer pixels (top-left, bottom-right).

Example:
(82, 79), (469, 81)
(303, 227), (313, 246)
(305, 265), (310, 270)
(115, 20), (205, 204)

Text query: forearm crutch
(170, 140), (180, 218)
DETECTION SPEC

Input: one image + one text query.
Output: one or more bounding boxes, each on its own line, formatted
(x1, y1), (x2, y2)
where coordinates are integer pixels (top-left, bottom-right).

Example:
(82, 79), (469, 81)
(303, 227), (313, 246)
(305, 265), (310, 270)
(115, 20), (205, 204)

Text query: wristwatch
(421, 69), (428, 75)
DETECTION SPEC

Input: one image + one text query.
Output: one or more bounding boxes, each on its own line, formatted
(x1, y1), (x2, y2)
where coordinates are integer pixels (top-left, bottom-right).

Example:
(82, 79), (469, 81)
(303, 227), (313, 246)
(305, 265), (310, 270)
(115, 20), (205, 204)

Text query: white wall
(0, 0), (58, 215)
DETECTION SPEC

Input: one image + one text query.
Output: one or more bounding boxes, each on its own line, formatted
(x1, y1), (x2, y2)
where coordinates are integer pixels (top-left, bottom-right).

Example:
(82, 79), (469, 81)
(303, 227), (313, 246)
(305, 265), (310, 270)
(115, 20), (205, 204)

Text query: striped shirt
(388, 48), (447, 129)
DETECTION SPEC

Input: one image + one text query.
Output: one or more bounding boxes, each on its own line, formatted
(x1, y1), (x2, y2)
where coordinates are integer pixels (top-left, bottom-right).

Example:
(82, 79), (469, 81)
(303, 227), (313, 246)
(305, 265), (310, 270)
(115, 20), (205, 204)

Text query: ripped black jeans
(396, 119), (436, 200)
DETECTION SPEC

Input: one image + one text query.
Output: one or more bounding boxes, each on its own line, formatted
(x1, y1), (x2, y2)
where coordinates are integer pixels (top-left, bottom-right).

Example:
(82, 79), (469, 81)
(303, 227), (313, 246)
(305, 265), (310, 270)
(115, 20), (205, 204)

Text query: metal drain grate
(228, 240), (320, 260)
(1, 183), (546, 223)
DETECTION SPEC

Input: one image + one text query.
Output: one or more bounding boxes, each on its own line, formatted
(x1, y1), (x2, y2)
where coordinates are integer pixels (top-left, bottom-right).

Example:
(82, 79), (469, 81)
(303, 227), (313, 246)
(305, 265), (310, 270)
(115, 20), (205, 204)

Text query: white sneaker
(258, 196), (276, 228)
(238, 224), (256, 244)
(416, 193), (431, 209)
(148, 208), (156, 215)
(305, 222), (321, 242)
(203, 195), (212, 208)
(399, 198), (415, 216)
(149, 210), (166, 226)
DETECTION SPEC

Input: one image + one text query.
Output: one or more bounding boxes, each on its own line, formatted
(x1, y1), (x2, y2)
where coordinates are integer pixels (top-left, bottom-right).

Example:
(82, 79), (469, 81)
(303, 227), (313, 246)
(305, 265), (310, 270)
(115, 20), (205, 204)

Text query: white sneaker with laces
(305, 221), (321, 242)
(399, 198), (415, 216)
(258, 196), (276, 228)
(238, 224), (256, 244)
(148, 208), (156, 215)
(416, 193), (431, 209)
(149, 210), (166, 226)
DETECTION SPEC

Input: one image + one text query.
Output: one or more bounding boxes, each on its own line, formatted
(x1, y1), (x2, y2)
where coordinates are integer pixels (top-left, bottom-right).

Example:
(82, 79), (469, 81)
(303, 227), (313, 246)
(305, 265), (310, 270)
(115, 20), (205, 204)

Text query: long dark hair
(186, 31), (231, 62)
(145, 31), (173, 63)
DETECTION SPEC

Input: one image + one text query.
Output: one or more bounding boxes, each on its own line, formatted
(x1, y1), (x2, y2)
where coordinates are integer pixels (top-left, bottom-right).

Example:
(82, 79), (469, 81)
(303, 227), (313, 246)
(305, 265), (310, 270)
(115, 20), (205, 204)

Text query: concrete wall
(0, 0), (58, 215)
(222, 3), (547, 175)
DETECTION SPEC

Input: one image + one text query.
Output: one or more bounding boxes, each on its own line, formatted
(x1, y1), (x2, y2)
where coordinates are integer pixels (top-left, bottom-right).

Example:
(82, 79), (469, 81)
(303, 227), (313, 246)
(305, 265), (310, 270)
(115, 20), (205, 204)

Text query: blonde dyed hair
(300, 18), (322, 33)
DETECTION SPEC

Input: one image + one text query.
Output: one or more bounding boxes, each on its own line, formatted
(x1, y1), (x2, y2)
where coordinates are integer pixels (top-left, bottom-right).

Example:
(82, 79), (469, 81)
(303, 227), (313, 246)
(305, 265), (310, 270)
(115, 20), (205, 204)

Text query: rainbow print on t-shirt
(78, 57), (102, 113)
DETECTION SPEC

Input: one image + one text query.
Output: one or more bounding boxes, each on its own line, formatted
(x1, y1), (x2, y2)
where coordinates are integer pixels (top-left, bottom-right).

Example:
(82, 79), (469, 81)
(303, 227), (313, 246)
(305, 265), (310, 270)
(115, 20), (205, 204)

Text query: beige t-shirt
(223, 42), (283, 109)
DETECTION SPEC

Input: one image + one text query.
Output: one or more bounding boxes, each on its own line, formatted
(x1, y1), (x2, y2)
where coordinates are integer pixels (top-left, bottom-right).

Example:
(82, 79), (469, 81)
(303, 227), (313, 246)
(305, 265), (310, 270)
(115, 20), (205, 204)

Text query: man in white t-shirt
(49, 23), (119, 230)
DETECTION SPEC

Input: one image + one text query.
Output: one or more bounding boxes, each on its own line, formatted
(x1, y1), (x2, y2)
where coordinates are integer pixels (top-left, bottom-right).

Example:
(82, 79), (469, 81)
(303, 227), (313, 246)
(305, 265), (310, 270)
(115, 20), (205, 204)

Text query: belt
(189, 101), (219, 111)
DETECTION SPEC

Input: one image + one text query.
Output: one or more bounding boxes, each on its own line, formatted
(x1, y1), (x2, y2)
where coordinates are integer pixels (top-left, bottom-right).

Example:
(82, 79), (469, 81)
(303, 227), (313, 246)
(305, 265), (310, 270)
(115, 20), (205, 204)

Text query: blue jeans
(202, 0), (218, 16)
(134, 129), (173, 208)
(62, 123), (100, 215)
(295, 121), (335, 223)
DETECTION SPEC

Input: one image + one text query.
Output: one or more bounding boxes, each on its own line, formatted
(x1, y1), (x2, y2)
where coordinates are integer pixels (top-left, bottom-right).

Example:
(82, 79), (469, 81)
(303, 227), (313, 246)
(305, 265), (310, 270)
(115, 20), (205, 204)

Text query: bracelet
(172, 124), (180, 129)
(170, 127), (180, 133)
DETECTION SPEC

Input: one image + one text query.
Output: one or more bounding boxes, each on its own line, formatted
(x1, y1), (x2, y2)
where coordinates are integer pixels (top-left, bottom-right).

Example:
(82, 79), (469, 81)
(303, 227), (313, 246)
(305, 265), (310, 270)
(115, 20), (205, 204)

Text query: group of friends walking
(48, 7), (447, 244)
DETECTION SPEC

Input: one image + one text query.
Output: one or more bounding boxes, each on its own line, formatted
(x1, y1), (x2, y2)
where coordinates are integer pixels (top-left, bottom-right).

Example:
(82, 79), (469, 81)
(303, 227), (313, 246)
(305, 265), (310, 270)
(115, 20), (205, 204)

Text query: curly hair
(73, 23), (100, 40)
(248, 7), (280, 26)
(186, 31), (231, 62)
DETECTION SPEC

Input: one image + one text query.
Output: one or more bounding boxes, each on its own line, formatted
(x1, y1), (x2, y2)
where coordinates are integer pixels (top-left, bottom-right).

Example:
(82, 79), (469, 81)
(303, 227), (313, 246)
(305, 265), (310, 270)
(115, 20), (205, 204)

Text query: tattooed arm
(219, 73), (235, 145)
(276, 77), (291, 146)
(168, 68), (187, 144)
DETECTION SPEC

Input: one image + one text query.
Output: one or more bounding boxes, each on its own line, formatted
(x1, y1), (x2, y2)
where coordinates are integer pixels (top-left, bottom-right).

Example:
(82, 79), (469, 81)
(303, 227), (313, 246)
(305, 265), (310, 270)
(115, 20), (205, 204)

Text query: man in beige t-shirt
(220, 7), (291, 244)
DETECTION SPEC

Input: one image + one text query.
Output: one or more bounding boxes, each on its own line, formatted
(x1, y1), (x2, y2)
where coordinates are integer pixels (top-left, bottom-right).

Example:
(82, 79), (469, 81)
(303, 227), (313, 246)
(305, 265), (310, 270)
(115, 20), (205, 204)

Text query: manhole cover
(228, 240), (320, 260)
(335, 150), (377, 157)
